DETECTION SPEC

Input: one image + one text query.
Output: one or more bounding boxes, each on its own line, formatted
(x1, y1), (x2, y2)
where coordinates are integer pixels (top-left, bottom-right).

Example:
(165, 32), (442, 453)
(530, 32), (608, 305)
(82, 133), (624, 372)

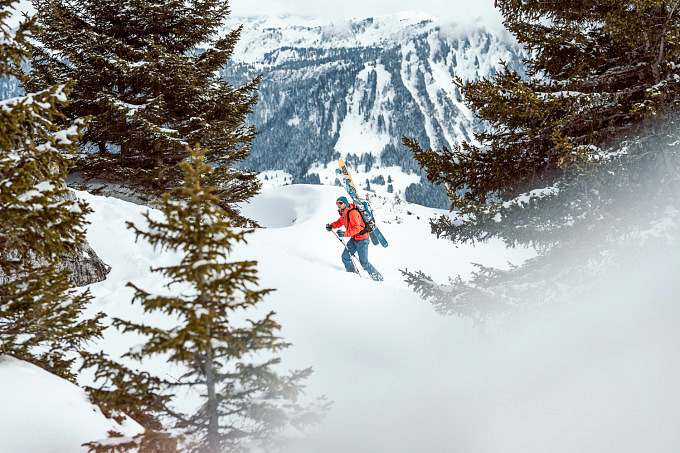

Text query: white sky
(229, 0), (504, 27)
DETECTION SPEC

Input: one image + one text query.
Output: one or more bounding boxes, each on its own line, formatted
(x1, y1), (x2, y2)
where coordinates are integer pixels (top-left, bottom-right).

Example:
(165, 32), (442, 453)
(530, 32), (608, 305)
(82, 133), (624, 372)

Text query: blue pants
(342, 237), (383, 281)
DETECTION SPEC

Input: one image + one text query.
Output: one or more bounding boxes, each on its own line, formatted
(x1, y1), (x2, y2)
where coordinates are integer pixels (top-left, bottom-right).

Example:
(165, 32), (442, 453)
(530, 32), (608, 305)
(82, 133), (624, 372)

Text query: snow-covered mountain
(0, 10), (524, 207)
(219, 13), (525, 207)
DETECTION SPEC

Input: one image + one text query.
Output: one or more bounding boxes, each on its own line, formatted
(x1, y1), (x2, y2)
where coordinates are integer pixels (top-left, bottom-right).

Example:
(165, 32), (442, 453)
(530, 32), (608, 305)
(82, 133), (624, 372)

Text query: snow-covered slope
(3, 185), (680, 452)
(0, 184), (528, 451)
(0, 356), (141, 452)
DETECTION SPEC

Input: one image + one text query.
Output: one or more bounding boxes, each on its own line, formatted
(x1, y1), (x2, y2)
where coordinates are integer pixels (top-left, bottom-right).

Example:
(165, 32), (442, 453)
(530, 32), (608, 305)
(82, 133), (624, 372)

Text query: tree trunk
(153, 142), (163, 168)
(204, 327), (219, 453)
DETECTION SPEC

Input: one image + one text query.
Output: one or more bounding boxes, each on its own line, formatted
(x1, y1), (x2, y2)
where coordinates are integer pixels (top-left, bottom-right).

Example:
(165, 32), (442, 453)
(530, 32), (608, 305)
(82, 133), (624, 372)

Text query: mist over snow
(2, 183), (680, 452)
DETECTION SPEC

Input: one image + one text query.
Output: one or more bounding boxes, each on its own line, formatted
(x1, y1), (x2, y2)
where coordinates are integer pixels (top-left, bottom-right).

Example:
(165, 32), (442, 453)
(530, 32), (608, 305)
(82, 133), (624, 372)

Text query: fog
(293, 247), (680, 452)
(246, 184), (680, 452)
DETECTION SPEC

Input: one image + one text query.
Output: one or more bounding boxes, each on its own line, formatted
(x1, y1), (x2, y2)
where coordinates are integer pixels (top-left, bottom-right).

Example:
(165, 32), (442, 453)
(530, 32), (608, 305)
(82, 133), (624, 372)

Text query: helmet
(336, 196), (349, 207)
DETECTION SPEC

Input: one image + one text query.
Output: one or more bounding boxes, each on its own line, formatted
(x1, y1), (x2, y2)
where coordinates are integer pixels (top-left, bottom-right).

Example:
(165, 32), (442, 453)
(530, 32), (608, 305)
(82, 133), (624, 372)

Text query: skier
(326, 196), (383, 281)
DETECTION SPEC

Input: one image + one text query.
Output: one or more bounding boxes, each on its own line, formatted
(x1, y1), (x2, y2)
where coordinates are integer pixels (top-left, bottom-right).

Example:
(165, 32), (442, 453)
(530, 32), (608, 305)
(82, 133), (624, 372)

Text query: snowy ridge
(333, 62), (395, 159)
(0, 356), (141, 452)
(224, 12), (441, 65)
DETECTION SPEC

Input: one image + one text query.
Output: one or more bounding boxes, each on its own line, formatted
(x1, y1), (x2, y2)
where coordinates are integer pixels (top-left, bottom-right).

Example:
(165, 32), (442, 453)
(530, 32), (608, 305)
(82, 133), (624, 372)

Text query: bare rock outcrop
(61, 187), (111, 286)
(1, 187), (111, 288)
(60, 241), (110, 287)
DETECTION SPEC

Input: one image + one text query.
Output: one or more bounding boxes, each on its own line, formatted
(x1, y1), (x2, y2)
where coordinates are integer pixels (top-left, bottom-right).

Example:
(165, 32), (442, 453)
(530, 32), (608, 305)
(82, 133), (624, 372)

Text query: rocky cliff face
(0, 246), (109, 288)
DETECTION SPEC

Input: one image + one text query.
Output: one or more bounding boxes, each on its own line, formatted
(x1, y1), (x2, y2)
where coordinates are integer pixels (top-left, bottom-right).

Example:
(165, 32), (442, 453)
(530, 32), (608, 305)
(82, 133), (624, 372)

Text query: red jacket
(330, 204), (369, 241)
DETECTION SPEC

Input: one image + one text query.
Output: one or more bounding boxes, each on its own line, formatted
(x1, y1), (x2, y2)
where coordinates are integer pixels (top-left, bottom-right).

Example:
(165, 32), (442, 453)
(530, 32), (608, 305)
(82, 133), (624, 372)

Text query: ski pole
(330, 229), (363, 277)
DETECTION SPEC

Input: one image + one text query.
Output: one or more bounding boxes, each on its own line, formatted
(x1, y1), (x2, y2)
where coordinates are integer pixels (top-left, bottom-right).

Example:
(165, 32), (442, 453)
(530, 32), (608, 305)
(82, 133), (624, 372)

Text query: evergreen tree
(28, 0), (261, 224)
(408, 0), (680, 224)
(0, 0), (104, 380)
(403, 1), (680, 316)
(85, 146), (324, 453)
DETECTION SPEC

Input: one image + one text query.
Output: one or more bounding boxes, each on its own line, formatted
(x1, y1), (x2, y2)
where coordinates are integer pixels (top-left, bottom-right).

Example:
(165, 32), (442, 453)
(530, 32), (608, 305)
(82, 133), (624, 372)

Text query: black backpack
(347, 206), (373, 236)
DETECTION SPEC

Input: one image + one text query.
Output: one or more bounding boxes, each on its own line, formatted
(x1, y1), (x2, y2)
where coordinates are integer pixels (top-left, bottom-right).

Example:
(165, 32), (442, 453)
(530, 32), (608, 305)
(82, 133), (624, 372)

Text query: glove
(336, 229), (345, 236)
(325, 224), (332, 231)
